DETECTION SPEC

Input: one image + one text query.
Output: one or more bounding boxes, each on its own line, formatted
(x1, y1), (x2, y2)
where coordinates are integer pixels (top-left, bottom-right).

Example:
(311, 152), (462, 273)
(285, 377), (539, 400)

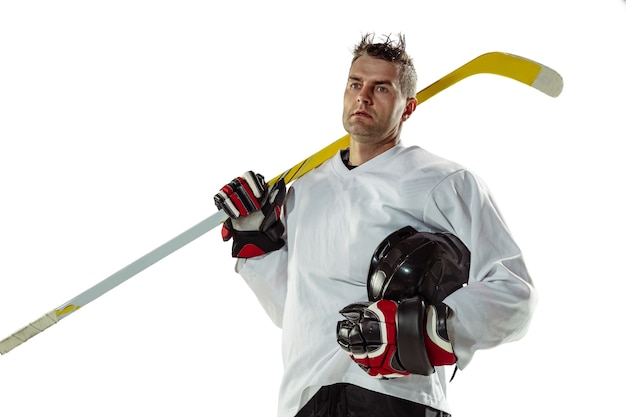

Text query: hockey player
(214, 33), (537, 417)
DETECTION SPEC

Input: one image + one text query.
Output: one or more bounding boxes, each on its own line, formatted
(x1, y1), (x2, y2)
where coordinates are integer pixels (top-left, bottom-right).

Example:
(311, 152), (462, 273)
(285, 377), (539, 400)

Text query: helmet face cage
(367, 226), (470, 304)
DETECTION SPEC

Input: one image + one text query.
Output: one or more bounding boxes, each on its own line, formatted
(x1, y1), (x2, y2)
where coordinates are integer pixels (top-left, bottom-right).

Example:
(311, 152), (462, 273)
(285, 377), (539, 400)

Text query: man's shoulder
(395, 145), (466, 176)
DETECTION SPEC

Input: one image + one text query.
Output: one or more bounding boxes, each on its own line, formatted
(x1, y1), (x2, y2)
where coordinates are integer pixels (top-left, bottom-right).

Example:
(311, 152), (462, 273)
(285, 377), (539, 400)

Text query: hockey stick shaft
(0, 52), (562, 355)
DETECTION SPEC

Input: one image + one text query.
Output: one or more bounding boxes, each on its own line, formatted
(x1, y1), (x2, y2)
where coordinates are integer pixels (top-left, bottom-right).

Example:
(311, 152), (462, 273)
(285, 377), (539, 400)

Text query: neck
(348, 135), (399, 166)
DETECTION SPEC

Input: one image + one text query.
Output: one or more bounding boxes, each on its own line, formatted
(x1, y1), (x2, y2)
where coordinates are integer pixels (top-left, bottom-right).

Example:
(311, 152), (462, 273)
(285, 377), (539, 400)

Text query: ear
(402, 97), (418, 121)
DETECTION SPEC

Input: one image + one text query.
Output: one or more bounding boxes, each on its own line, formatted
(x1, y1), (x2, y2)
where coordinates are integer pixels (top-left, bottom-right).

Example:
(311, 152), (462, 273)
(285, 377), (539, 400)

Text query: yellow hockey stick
(0, 52), (562, 355)
(269, 52), (562, 186)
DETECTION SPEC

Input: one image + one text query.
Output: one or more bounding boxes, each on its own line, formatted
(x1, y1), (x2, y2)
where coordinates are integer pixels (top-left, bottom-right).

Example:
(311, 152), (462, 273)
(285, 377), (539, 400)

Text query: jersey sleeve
(235, 244), (289, 328)
(423, 169), (538, 369)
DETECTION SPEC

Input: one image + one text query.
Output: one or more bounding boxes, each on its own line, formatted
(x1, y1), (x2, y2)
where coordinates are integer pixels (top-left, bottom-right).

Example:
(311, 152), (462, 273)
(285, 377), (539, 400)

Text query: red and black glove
(336, 297), (455, 379)
(214, 171), (286, 258)
(337, 299), (410, 379)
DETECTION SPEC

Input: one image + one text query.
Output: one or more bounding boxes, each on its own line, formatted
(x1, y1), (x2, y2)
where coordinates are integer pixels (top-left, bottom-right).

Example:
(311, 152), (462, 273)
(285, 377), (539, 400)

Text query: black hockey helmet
(367, 226), (471, 304)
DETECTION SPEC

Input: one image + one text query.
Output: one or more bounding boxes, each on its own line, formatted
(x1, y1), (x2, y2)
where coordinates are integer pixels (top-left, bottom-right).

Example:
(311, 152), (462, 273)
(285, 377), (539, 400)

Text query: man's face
(342, 55), (409, 145)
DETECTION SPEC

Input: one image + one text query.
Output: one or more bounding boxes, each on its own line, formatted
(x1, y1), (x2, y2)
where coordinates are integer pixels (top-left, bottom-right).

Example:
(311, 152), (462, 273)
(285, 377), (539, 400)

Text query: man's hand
(337, 297), (456, 378)
(336, 300), (410, 379)
(214, 171), (286, 258)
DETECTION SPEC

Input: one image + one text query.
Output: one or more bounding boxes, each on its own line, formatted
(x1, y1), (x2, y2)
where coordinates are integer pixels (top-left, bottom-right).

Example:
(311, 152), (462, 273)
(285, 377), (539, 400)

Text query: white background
(1, 1), (624, 415)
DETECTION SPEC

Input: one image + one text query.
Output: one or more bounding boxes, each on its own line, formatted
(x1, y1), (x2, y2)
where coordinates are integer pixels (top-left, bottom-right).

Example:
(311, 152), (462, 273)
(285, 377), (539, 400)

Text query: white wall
(1, 1), (624, 415)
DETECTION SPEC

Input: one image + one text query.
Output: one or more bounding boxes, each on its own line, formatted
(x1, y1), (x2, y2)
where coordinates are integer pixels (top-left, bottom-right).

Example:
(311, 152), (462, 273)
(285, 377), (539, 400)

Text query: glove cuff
(224, 220), (285, 258)
(396, 296), (435, 375)
(424, 304), (456, 366)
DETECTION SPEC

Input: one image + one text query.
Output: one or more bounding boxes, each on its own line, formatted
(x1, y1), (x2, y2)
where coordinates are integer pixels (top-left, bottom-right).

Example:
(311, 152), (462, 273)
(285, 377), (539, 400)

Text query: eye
(349, 82), (361, 89)
(376, 86), (388, 93)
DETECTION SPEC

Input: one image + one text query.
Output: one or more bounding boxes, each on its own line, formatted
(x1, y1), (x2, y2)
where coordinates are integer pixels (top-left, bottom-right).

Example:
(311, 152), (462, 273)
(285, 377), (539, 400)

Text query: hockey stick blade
(0, 51), (562, 355)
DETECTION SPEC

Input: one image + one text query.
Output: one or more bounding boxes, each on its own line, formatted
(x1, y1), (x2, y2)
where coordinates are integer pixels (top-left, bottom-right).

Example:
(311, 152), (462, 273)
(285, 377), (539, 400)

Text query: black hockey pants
(294, 383), (451, 417)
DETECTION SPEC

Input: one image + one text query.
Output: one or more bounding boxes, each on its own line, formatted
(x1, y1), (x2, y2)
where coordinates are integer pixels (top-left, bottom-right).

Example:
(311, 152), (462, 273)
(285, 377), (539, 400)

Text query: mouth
(352, 110), (372, 119)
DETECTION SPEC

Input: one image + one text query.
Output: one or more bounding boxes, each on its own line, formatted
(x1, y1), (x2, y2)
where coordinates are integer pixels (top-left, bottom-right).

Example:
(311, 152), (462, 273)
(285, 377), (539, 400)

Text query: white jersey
(236, 143), (536, 417)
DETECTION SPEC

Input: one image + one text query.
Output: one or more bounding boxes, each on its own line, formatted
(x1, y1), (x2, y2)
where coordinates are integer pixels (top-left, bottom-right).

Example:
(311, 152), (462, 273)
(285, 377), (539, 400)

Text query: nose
(357, 90), (371, 105)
